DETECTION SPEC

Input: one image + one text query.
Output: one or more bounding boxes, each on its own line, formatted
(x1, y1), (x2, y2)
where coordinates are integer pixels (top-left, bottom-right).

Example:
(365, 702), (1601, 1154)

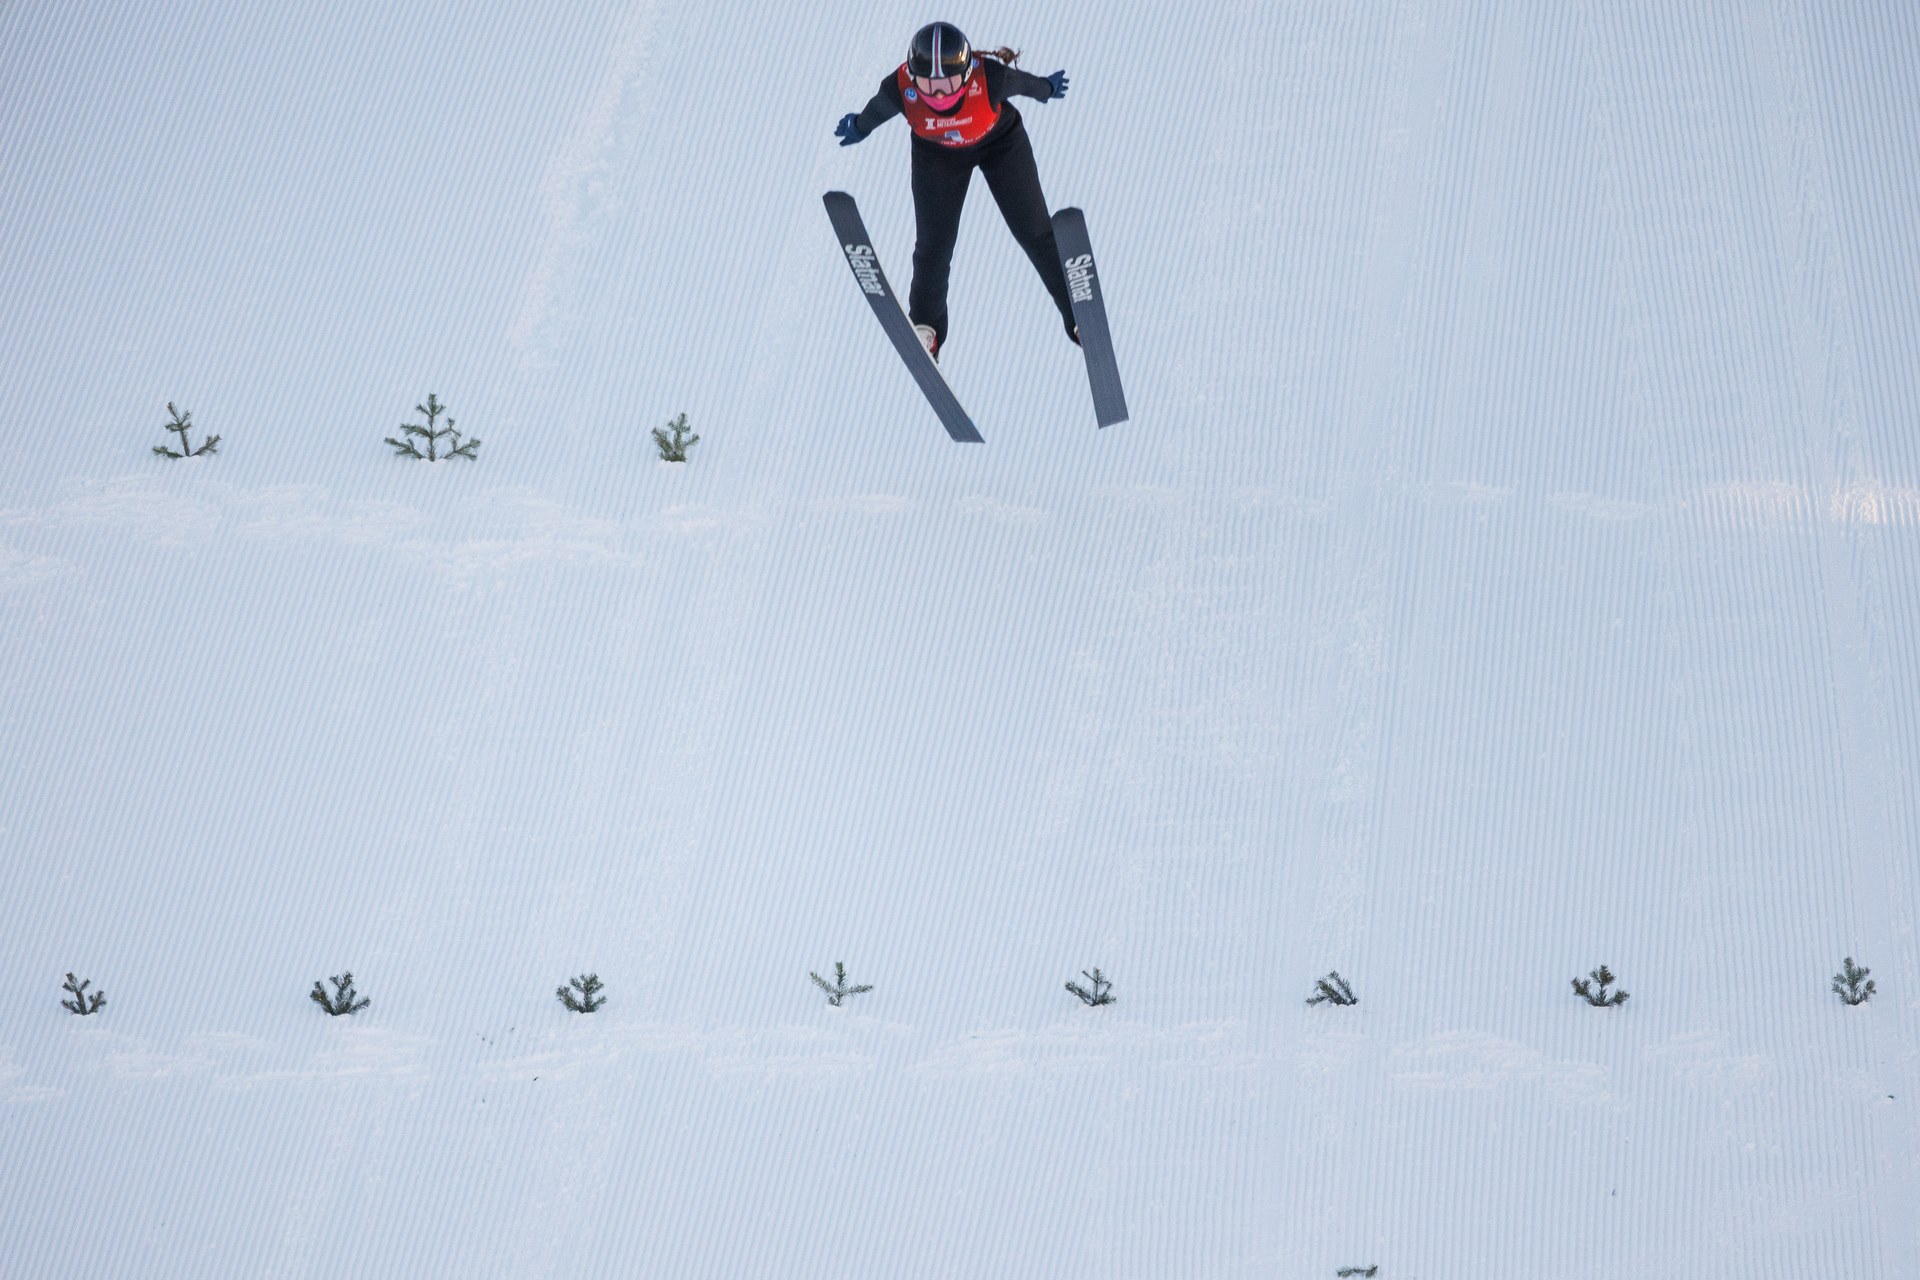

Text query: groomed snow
(2, 2), (1916, 1275)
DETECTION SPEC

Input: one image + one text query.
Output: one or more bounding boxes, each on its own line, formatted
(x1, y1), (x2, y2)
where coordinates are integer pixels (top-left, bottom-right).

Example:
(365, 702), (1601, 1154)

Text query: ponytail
(980, 45), (1021, 66)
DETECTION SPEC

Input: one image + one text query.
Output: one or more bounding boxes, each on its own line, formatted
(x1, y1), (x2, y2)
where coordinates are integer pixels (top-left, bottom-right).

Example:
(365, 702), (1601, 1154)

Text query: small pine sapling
(1307, 970), (1358, 1006)
(1571, 964), (1629, 1007)
(653, 412), (699, 462)
(153, 402), (218, 458)
(1832, 956), (1875, 1006)
(61, 972), (106, 1015)
(557, 973), (606, 1013)
(386, 393), (478, 461)
(1066, 967), (1115, 1006)
(310, 971), (370, 1016)
(809, 961), (872, 1008)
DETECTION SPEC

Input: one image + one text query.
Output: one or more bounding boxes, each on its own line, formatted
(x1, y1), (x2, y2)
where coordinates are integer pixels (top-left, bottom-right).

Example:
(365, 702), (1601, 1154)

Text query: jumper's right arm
(838, 77), (904, 145)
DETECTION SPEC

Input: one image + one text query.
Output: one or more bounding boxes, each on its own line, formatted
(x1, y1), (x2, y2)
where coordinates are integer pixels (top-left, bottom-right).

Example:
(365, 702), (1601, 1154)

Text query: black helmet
(907, 22), (973, 81)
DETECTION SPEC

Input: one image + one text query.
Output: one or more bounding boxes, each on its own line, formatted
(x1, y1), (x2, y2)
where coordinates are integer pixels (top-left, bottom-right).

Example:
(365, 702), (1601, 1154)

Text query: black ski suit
(850, 58), (1077, 351)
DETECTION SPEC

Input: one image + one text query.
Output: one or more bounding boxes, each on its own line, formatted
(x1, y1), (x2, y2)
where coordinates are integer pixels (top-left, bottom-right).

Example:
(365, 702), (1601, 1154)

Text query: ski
(1052, 207), (1129, 428)
(823, 190), (982, 444)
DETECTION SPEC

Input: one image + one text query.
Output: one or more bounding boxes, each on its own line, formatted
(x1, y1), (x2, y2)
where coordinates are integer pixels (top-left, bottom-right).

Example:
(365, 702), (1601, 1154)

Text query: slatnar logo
(844, 243), (885, 295)
(1065, 253), (1095, 303)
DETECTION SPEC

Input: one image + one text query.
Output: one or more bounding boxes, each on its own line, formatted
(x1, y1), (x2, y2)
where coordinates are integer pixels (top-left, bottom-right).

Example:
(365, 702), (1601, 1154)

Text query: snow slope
(2, 1), (1916, 1275)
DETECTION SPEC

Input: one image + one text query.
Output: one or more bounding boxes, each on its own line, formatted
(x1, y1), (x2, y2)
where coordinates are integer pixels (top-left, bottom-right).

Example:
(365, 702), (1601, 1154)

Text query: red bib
(896, 62), (1000, 148)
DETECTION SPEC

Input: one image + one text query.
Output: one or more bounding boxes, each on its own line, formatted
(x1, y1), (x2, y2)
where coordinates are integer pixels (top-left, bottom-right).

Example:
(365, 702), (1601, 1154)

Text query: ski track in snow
(509, 0), (664, 368)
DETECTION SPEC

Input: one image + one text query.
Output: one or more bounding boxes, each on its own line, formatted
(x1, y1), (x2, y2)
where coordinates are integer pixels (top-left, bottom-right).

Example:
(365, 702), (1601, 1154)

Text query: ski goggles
(911, 69), (970, 104)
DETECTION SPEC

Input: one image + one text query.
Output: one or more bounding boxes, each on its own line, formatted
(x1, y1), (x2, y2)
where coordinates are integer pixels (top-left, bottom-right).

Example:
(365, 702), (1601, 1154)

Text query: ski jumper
(849, 57), (1076, 350)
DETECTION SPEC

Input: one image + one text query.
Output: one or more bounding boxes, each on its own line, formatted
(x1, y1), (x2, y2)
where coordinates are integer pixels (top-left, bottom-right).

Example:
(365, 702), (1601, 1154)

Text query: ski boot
(913, 323), (941, 363)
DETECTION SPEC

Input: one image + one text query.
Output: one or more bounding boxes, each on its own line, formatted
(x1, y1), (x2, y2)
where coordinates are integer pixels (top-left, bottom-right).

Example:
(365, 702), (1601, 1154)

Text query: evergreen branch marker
(1832, 956), (1875, 1006)
(310, 971), (370, 1016)
(1336, 1268), (1379, 1278)
(1307, 971), (1357, 1006)
(1065, 967), (1114, 1006)
(556, 973), (606, 1013)
(652, 412), (699, 462)
(153, 402), (218, 458)
(809, 961), (872, 1008)
(385, 393), (478, 461)
(1571, 964), (1629, 1007)
(60, 972), (106, 1015)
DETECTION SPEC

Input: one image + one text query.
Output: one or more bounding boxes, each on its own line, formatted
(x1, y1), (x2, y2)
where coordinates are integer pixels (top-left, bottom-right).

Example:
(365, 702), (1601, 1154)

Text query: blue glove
(835, 112), (865, 146)
(1046, 70), (1069, 100)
